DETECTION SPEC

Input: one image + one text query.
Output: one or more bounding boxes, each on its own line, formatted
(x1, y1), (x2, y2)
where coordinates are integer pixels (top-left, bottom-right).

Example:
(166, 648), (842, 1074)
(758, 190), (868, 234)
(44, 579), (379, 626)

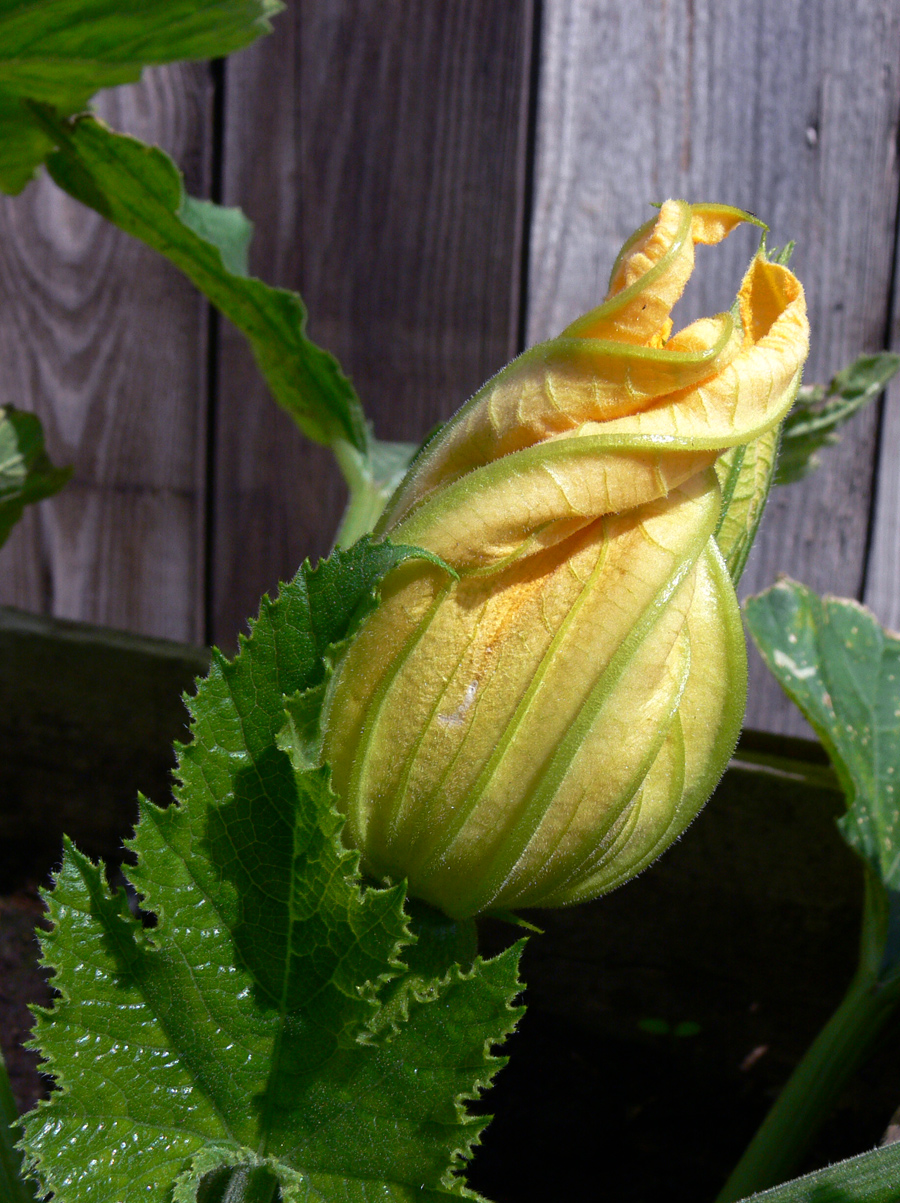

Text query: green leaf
(41, 113), (368, 452)
(744, 579), (900, 968)
(0, 407), (71, 549)
(179, 195), (253, 277)
(0, 0), (280, 193)
(776, 353), (900, 486)
(736, 1138), (900, 1202)
(22, 539), (521, 1202)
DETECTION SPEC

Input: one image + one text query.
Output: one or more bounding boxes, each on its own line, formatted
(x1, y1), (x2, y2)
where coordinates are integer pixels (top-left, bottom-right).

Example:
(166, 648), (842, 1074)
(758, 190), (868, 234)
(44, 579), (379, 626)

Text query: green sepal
(714, 425), (781, 584)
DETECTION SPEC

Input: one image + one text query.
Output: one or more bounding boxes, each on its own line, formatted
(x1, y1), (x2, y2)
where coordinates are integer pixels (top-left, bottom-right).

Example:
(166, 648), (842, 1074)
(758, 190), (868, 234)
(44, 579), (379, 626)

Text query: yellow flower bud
(322, 200), (809, 919)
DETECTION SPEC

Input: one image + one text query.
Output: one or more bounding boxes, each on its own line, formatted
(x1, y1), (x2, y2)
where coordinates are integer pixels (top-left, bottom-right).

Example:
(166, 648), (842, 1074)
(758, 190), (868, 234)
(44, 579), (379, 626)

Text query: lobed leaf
(0, 407), (71, 549)
(0, 0), (280, 193)
(22, 539), (521, 1202)
(43, 113), (369, 453)
(744, 579), (900, 971)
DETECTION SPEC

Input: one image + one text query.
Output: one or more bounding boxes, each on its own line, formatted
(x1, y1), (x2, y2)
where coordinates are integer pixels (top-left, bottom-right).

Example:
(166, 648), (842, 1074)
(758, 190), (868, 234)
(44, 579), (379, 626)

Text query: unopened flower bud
(323, 200), (809, 919)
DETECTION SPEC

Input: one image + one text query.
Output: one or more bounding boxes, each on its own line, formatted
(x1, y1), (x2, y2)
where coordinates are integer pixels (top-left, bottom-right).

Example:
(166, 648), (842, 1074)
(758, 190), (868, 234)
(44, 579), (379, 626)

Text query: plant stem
(716, 871), (900, 1202)
(0, 1051), (37, 1203)
(196, 1164), (281, 1203)
(332, 440), (388, 548)
(221, 1166), (280, 1203)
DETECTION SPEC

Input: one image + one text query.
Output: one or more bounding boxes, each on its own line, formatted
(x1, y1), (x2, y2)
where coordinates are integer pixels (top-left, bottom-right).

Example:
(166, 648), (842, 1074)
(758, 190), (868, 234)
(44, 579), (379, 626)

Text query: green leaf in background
(723, 578), (900, 1203)
(179, 194), (253, 277)
(0, 407), (71, 549)
(776, 353), (900, 486)
(737, 1138), (900, 1202)
(0, 0), (280, 193)
(22, 538), (521, 1202)
(744, 580), (900, 903)
(42, 113), (369, 454)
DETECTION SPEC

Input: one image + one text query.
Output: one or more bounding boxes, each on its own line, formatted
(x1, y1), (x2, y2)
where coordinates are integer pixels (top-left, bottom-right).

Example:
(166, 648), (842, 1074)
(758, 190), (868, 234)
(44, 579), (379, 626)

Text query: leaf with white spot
(745, 579), (900, 909)
(21, 539), (523, 1202)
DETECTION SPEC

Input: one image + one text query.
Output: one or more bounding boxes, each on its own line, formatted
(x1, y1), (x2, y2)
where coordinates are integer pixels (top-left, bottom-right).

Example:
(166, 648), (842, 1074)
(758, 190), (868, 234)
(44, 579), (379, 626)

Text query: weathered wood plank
(0, 65), (213, 643)
(529, 0), (900, 734)
(863, 237), (900, 631)
(212, 0), (534, 647)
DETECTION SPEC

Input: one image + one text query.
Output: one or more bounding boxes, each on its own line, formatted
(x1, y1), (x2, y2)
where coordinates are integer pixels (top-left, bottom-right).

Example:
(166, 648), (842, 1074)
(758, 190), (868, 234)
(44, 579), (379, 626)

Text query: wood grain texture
(529, 0), (900, 734)
(864, 232), (900, 631)
(0, 65), (213, 643)
(212, 0), (534, 647)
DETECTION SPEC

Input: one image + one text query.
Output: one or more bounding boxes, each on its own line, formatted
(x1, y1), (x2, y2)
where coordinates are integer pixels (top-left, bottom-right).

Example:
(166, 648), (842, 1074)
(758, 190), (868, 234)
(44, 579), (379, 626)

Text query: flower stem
(196, 1165), (280, 1203)
(220, 1166), (280, 1203)
(332, 440), (389, 548)
(716, 870), (900, 1202)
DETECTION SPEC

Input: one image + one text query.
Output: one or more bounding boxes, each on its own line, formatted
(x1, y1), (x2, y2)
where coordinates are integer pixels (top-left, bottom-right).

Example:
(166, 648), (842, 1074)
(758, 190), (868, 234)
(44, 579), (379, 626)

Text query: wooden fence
(1, 0), (899, 736)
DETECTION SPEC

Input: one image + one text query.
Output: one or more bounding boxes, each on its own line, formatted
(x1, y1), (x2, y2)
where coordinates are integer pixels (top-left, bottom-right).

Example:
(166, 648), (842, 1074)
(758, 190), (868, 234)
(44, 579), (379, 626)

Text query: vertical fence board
(529, 0), (900, 734)
(212, 0), (534, 647)
(864, 241), (900, 631)
(0, 66), (213, 644)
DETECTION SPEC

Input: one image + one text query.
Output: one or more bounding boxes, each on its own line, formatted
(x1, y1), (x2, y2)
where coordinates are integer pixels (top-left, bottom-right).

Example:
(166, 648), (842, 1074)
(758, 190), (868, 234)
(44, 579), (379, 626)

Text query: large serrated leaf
(0, 407), (71, 549)
(41, 113), (368, 453)
(776, 353), (900, 486)
(22, 539), (521, 1202)
(0, 0), (280, 193)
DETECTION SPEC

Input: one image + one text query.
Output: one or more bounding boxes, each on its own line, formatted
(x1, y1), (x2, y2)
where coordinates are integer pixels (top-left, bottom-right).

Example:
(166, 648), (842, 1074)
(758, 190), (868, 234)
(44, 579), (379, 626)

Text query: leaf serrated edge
(23, 540), (471, 1200)
(19, 839), (152, 1190)
(433, 944), (526, 1193)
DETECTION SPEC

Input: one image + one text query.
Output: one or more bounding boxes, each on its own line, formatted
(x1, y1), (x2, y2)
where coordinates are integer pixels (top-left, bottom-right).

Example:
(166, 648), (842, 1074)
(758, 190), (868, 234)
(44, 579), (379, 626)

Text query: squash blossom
(322, 200), (809, 920)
